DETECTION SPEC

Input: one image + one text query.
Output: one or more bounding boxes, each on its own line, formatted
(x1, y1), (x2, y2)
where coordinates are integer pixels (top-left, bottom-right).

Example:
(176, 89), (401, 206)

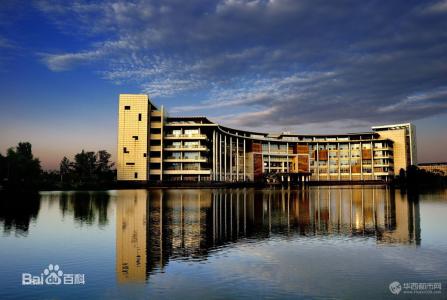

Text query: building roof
(418, 162), (447, 166)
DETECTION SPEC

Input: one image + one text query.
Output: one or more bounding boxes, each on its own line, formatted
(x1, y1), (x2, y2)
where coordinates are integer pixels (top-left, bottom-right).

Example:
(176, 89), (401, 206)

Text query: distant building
(418, 162), (447, 176)
(117, 94), (417, 182)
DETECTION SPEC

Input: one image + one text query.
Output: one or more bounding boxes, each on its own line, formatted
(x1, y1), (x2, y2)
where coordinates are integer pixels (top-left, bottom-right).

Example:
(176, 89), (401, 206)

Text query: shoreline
(1, 180), (390, 192)
(2, 180), (446, 192)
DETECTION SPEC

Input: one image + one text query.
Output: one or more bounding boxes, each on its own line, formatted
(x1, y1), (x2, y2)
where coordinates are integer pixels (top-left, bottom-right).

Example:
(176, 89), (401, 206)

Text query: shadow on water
(0, 190), (112, 236)
(57, 191), (111, 226)
(0, 191), (41, 236)
(115, 186), (422, 283)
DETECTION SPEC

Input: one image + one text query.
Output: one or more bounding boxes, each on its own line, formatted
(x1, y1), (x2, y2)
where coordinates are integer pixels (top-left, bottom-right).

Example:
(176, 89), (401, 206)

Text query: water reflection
(58, 191), (111, 226)
(0, 191), (40, 236)
(115, 186), (421, 283)
(0, 191), (112, 235)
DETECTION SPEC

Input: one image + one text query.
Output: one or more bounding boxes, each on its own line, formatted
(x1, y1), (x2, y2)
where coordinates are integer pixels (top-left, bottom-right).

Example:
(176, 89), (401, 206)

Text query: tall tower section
(117, 94), (150, 181)
(372, 123), (417, 173)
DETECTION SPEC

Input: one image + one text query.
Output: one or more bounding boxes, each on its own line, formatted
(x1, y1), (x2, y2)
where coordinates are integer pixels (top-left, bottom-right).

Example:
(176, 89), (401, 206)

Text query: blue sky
(0, 0), (446, 169)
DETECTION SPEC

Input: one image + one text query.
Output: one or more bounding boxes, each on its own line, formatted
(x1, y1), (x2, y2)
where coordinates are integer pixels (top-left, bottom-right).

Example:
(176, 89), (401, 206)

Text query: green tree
(0, 142), (42, 188)
(95, 150), (115, 182)
(96, 150), (114, 173)
(74, 150), (97, 183)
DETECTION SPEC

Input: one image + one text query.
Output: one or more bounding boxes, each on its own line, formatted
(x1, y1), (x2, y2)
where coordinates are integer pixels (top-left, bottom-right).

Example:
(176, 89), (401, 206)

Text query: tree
(0, 142), (42, 188)
(59, 156), (72, 183)
(74, 150), (97, 183)
(95, 150), (115, 182)
(96, 150), (114, 174)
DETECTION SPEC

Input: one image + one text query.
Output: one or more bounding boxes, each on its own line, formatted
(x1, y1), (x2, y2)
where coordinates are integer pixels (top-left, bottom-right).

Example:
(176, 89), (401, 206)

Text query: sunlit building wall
(117, 94), (417, 182)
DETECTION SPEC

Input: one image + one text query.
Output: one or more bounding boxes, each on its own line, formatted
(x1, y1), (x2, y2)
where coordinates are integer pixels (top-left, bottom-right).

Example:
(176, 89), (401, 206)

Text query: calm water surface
(0, 186), (446, 299)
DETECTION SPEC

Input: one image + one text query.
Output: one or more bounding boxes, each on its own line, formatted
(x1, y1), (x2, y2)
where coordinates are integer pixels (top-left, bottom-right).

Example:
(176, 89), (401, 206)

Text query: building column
(243, 139), (246, 181)
(360, 142), (363, 181)
(230, 136), (233, 181)
(213, 130), (216, 181)
(316, 143), (319, 181)
(371, 141), (374, 180)
(219, 133), (222, 181)
(268, 142), (271, 173)
(224, 135), (227, 181)
(236, 137), (239, 181)
(349, 142), (352, 181)
(160, 105), (164, 181)
(327, 143), (330, 179)
(338, 142), (341, 181)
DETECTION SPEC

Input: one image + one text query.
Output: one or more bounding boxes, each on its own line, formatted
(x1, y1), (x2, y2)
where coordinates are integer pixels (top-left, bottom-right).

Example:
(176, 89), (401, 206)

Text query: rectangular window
(124, 106), (131, 110)
(134, 172), (138, 179)
(132, 136), (139, 140)
(126, 162), (135, 165)
(143, 153), (147, 157)
(123, 147), (129, 153)
(138, 113), (142, 121)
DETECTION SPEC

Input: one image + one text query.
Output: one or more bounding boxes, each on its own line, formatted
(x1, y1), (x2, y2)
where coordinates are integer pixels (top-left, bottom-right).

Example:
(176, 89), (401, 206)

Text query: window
(126, 162), (135, 165)
(138, 113), (142, 121)
(124, 106), (131, 110)
(123, 147), (129, 153)
(134, 172), (138, 179)
(184, 129), (199, 136)
(132, 135), (139, 140)
(143, 153), (147, 157)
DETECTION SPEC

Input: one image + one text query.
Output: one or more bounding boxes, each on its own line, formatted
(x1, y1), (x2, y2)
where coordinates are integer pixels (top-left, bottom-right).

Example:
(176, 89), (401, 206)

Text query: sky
(0, 0), (446, 170)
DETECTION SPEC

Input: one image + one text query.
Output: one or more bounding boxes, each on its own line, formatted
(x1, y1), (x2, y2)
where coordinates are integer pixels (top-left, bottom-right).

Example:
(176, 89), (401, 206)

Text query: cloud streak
(34, 0), (447, 129)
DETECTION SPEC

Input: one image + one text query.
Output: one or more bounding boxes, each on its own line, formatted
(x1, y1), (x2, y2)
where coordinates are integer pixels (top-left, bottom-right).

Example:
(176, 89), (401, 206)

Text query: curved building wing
(117, 94), (416, 183)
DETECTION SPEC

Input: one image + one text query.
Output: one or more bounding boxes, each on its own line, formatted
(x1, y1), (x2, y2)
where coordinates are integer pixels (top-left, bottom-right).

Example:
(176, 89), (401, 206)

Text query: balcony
(150, 134), (162, 140)
(164, 134), (207, 140)
(150, 157), (161, 163)
(151, 122), (162, 128)
(165, 145), (208, 151)
(164, 157), (207, 162)
(163, 169), (211, 175)
(373, 154), (393, 159)
(149, 169), (161, 175)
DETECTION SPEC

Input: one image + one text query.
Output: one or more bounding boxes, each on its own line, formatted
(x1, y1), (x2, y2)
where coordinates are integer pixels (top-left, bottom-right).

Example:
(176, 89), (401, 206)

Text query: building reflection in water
(115, 187), (421, 283)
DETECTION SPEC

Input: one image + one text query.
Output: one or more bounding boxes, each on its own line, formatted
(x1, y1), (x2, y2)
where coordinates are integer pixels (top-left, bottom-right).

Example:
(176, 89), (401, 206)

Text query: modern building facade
(418, 162), (447, 176)
(117, 94), (417, 183)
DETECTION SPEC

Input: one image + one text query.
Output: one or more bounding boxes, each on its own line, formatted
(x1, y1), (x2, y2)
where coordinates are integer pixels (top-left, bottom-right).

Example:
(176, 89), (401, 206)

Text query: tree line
(395, 165), (447, 188)
(0, 142), (116, 190)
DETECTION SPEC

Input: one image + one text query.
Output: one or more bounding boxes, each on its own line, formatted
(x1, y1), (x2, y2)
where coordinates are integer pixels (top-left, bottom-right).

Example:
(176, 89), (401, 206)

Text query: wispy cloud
(33, 0), (447, 129)
(40, 50), (103, 71)
(0, 36), (15, 49)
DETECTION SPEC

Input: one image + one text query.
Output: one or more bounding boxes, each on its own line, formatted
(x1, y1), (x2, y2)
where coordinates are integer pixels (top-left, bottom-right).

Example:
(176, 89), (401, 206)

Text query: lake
(0, 186), (446, 299)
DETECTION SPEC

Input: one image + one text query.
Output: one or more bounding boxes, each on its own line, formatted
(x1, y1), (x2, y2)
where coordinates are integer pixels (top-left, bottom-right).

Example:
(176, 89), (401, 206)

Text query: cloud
(34, 0), (447, 129)
(422, 0), (447, 14)
(40, 50), (103, 71)
(0, 36), (15, 49)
